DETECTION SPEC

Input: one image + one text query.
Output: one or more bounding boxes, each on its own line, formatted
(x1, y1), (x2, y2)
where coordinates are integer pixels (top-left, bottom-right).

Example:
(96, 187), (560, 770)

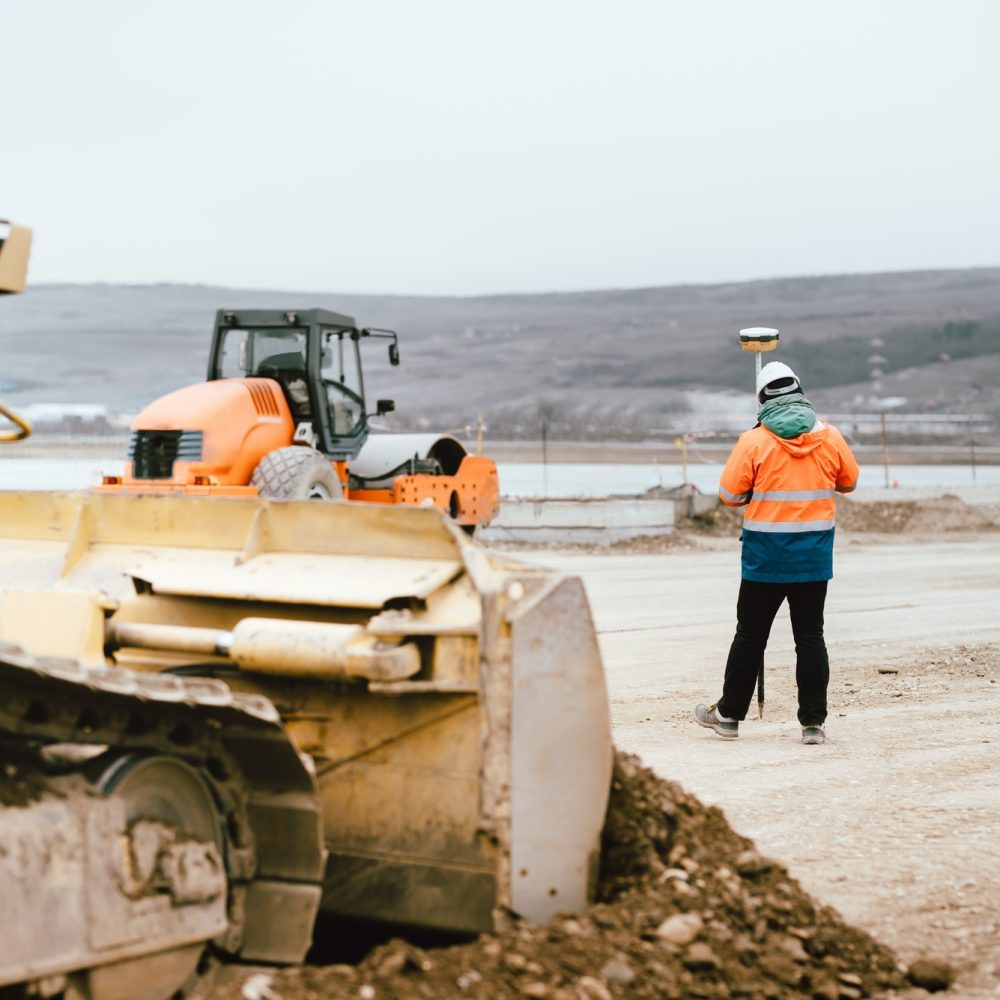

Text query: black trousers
(717, 579), (830, 727)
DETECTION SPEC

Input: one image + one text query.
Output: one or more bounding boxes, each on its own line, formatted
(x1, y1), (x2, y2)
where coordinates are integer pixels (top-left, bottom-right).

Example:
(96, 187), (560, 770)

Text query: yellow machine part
(0, 400), (31, 442)
(0, 219), (31, 294)
(0, 220), (33, 439)
(0, 492), (612, 992)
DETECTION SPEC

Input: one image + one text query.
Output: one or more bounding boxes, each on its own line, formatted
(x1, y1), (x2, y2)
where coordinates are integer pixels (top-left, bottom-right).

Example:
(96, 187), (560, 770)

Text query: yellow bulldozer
(0, 226), (613, 1000)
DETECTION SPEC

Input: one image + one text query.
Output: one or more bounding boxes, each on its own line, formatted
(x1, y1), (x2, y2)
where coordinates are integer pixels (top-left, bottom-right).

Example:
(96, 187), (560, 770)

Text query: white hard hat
(757, 360), (801, 400)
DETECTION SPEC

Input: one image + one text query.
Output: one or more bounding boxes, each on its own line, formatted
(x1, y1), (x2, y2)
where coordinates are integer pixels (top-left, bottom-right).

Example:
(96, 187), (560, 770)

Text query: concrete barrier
(480, 497), (676, 546)
(666, 484), (721, 519)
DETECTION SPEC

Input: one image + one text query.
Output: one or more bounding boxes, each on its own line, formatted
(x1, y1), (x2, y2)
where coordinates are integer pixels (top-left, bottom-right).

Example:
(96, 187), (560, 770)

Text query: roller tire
(251, 447), (344, 501)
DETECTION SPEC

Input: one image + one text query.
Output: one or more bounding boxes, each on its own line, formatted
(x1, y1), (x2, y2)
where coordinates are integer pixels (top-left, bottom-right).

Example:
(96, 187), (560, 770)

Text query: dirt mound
(681, 503), (743, 537)
(225, 753), (915, 1000)
(834, 494), (997, 533)
(833, 496), (919, 533)
(675, 494), (997, 536)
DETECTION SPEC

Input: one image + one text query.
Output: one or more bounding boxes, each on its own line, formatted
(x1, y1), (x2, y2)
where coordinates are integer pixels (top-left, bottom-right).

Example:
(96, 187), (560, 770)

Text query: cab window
(321, 330), (364, 436)
(218, 328), (308, 377)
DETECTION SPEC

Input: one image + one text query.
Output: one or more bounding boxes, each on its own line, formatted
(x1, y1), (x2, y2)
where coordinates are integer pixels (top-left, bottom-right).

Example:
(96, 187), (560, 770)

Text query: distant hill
(2, 268), (998, 440)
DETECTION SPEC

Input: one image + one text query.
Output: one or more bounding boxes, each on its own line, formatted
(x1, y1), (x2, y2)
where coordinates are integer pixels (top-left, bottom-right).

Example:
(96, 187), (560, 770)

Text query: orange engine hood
(127, 378), (295, 486)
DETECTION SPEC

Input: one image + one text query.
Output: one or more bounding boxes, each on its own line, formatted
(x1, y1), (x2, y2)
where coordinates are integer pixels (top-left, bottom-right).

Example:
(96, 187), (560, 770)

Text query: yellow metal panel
(0, 493), (466, 609)
(428, 636), (479, 684)
(0, 493), (465, 559)
(307, 696), (485, 864)
(0, 221), (32, 293)
(127, 553), (461, 608)
(0, 589), (110, 664)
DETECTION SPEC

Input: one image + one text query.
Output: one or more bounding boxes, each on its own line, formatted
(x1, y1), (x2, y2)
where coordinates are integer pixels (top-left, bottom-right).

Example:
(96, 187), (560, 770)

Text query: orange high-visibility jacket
(719, 421), (859, 583)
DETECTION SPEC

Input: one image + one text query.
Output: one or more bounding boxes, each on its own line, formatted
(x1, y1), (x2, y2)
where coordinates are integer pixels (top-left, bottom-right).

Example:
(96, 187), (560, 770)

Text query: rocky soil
(681, 492), (1000, 539)
(217, 753), (954, 1000)
(485, 493), (1000, 556)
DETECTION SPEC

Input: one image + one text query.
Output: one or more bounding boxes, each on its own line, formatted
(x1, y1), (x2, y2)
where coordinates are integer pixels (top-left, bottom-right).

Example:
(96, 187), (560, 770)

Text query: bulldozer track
(0, 642), (325, 997)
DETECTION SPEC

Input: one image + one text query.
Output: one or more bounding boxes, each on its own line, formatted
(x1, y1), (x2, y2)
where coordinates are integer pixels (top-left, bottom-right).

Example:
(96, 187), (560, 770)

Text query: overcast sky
(3, 0), (998, 295)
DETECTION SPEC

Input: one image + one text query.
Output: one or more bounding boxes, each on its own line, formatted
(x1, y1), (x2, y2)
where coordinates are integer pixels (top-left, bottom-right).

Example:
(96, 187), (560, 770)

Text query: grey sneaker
(694, 703), (738, 739)
(802, 725), (825, 745)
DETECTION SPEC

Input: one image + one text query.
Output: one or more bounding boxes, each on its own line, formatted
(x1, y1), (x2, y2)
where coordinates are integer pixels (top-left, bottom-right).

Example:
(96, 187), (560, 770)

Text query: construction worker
(694, 361), (859, 745)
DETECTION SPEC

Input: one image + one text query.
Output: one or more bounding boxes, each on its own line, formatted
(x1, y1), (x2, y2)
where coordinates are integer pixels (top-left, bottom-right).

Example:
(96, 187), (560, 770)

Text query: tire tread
(250, 447), (342, 500)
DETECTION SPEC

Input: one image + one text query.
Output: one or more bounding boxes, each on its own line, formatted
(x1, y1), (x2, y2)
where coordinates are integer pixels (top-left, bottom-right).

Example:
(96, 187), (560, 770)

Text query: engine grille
(245, 379), (282, 417)
(128, 430), (204, 479)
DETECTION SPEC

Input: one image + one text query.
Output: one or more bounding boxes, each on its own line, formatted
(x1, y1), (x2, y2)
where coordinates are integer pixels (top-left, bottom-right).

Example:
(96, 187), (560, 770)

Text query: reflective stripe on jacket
(719, 421), (859, 583)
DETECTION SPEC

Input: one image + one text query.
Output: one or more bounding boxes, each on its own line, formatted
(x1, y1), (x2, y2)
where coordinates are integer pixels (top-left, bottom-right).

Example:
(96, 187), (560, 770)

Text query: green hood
(758, 393), (817, 439)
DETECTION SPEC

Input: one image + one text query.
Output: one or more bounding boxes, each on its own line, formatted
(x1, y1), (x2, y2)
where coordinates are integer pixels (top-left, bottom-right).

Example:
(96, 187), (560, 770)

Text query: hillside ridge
(2, 268), (998, 438)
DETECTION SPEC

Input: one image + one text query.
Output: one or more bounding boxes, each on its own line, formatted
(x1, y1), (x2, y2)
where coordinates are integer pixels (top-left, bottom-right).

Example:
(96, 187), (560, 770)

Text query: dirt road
(534, 530), (1000, 997)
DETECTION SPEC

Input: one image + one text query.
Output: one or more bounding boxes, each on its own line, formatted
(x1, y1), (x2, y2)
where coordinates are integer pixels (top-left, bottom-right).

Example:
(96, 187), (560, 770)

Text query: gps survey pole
(739, 327), (779, 719)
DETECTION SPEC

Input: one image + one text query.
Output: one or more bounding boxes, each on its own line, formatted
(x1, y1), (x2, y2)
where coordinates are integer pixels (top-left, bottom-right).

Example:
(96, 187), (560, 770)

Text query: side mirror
(376, 399), (395, 416)
(388, 343), (400, 366)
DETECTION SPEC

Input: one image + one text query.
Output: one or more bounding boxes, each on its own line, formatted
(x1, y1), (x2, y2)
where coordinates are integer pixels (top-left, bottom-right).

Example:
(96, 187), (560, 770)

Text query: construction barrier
(480, 497), (677, 546)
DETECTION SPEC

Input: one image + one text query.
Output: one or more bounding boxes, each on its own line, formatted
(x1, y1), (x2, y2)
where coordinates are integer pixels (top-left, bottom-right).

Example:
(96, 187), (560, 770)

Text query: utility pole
(880, 411), (890, 488)
(541, 418), (548, 497)
(674, 435), (689, 484)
